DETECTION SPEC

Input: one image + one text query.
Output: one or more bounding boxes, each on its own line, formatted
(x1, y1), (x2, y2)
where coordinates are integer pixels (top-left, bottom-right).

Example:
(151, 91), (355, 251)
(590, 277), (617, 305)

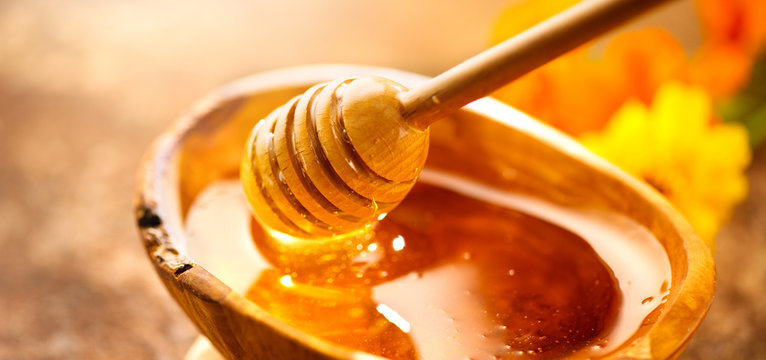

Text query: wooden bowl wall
(135, 65), (714, 359)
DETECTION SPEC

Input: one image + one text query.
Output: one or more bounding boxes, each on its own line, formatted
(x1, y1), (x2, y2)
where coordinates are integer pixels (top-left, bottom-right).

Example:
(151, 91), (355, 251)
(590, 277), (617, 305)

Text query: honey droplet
(641, 296), (654, 305)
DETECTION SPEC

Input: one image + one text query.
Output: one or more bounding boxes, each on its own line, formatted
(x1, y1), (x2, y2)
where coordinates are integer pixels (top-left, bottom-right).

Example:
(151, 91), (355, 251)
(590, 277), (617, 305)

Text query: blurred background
(0, 0), (763, 359)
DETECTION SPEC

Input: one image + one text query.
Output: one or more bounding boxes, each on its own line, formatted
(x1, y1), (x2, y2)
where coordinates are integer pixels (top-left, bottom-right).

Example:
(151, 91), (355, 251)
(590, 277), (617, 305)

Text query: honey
(185, 170), (671, 360)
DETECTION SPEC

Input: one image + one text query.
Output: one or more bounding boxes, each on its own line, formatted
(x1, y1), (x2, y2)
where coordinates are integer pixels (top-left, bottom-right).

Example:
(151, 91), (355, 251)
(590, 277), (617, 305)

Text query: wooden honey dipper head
(242, 0), (670, 239)
(241, 77), (429, 239)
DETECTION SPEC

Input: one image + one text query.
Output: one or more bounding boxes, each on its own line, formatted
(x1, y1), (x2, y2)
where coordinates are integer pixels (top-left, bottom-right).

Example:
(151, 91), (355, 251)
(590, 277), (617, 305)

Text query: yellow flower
(581, 82), (751, 248)
(490, 0), (580, 44)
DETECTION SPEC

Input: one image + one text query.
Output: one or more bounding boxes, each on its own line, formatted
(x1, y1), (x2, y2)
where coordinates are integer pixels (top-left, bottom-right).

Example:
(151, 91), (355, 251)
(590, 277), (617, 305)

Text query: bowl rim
(134, 64), (715, 360)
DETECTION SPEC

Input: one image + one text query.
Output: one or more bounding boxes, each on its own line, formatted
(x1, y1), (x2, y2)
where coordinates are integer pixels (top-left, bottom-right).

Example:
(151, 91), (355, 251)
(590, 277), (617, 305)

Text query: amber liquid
(185, 173), (670, 360)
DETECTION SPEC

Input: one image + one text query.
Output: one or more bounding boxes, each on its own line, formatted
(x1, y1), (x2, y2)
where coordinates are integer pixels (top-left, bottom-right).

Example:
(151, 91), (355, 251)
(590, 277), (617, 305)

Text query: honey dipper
(242, 0), (669, 238)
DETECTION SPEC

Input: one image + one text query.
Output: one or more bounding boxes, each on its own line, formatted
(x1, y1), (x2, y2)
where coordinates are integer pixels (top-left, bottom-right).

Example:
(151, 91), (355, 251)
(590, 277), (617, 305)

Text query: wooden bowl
(134, 65), (714, 359)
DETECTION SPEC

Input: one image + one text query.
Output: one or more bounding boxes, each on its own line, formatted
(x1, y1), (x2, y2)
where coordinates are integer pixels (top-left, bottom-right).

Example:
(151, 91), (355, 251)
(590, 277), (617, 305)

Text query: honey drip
(185, 175), (670, 359)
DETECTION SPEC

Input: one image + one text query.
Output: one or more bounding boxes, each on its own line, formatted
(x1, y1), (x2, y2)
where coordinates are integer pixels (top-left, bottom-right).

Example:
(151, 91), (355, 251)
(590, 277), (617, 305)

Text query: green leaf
(718, 53), (766, 148)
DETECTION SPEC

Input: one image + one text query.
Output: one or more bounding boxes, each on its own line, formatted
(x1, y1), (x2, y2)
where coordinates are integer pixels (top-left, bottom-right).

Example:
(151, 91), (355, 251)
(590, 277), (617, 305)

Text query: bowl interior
(136, 65), (714, 360)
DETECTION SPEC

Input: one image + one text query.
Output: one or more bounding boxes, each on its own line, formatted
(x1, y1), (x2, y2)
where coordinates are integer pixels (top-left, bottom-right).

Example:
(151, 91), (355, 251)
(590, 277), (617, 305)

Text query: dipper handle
(242, 0), (672, 239)
(400, 0), (670, 130)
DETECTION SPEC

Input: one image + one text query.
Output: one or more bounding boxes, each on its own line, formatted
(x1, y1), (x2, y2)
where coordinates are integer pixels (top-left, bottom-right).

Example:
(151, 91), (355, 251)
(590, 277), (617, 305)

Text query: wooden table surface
(0, 1), (763, 359)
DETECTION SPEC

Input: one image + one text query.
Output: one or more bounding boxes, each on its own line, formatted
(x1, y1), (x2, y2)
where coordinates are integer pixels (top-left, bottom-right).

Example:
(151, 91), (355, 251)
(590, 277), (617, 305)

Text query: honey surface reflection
(185, 173), (670, 360)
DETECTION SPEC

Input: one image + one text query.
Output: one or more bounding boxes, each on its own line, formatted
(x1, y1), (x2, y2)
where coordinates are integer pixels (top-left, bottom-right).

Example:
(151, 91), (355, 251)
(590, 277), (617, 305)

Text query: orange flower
(492, 50), (618, 135)
(696, 0), (766, 55)
(600, 29), (687, 105)
(492, 0), (609, 134)
(691, 0), (766, 97)
(688, 44), (753, 97)
(490, 0), (614, 135)
(492, 26), (687, 135)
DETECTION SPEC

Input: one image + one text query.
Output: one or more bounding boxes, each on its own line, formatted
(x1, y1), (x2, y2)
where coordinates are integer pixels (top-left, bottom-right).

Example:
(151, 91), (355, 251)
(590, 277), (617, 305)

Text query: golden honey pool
(135, 65), (714, 360)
